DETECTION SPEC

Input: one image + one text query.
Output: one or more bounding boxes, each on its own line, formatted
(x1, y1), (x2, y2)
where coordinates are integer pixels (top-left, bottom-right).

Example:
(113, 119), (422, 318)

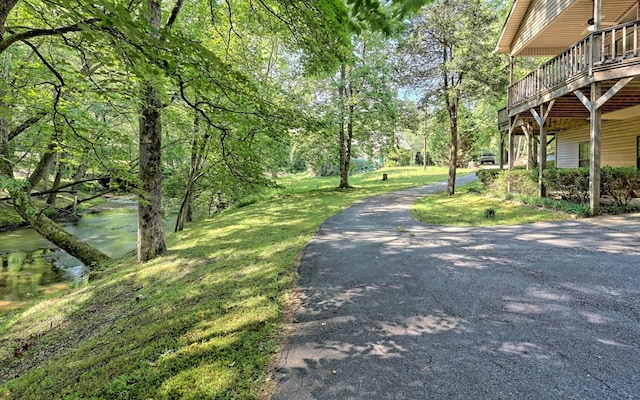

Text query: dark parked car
(478, 152), (496, 165)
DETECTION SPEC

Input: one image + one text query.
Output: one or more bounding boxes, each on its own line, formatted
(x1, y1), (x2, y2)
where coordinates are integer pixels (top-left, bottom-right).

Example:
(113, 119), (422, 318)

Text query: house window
(579, 142), (590, 167)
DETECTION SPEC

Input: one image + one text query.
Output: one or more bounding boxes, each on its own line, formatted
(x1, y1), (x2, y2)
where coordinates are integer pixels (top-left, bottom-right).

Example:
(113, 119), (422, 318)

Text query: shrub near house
(477, 167), (640, 210)
(600, 167), (640, 206)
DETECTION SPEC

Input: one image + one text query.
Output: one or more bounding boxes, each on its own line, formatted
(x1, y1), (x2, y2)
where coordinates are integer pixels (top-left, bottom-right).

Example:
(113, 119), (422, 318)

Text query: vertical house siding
(512, 0), (575, 55)
(556, 116), (640, 168)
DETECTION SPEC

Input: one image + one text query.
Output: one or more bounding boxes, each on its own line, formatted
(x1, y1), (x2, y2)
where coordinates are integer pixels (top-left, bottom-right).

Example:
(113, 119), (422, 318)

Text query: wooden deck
(500, 21), (640, 132)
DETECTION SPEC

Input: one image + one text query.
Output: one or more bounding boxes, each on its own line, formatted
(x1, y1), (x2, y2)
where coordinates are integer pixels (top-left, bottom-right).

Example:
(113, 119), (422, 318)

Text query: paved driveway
(272, 176), (640, 399)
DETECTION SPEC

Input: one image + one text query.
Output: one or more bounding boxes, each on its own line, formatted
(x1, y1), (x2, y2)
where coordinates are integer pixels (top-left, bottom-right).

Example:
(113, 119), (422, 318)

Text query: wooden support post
(508, 122), (515, 170)
(531, 102), (553, 198)
(522, 124), (535, 170)
(506, 114), (520, 172)
(538, 105), (547, 198)
(502, 56), (515, 172)
(499, 132), (505, 170)
(590, 82), (602, 215)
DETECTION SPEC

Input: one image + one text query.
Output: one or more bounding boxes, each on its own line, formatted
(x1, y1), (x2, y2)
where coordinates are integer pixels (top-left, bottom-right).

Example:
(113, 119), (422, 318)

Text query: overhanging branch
(1, 18), (101, 54)
(9, 112), (47, 141)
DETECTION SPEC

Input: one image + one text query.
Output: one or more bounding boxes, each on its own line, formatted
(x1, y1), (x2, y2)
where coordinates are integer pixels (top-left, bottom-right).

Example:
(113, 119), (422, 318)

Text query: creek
(0, 200), (172, 314)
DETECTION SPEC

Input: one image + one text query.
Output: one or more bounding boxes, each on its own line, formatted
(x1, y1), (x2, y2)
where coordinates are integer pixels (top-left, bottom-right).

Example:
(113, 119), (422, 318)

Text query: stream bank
(0, 198), (175, 314)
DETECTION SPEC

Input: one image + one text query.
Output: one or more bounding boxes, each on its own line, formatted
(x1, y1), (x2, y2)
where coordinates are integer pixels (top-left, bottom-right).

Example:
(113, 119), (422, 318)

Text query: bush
(519, 195), (591, 217)
(600, 166), (640, 206)
(483, 207), (496, 219)
(503, 169), (538, 196)
(479, 166), (638, 215)
(481, 169), (537, 198)
(289, 157), (306, 173)
(543, 167), (590, 203)
(542, 166), (640, 206)
(476, 169), (501, 185)
(385, 148), (411, 167)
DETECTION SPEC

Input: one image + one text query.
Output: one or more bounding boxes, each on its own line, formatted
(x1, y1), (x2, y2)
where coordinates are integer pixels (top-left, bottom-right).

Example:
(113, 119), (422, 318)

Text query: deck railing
(508, 20), (640, 109)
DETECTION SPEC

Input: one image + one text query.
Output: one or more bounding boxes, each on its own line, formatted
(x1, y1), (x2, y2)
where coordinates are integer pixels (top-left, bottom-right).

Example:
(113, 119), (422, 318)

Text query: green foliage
(2, 0), (387, 241)
(478, 169), (537, 198)
(289, 125), (339, 177)
(400, 0), (508, 168)
(346, 0), (431, 35)
(0, 203), (25, 230)
(518, 195), (591, 218)
(483, 207), (496, 219)
(289, 30), (410, 181)
(600, 166), (640, 206)
(543, 167), (590, 203)
(385, 148), (411, 167)
(503, 169), (538, 196)
(476, 169), (501, 185)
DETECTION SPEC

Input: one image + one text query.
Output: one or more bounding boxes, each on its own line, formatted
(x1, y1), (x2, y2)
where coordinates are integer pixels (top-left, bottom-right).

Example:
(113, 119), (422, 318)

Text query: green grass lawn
(412, 182), (574, 226)
(0, 166), (467, 400)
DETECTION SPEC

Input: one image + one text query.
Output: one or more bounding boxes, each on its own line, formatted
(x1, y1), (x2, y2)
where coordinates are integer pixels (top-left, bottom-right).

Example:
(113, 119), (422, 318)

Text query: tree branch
(21, 39), (65, 86)
(30, 176), (110, 197)
(1, 18), (101, 54)
(9, 112), (47, 141)
(165, 0), (185, 29)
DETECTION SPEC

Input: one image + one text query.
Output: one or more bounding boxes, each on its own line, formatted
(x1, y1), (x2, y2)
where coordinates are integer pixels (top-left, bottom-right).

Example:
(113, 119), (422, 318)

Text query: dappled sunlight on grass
(0, 287), (93, 363)
(275, 167), (465, 196)
(413, 183), (571, 226)
(157, 359), (236, 399)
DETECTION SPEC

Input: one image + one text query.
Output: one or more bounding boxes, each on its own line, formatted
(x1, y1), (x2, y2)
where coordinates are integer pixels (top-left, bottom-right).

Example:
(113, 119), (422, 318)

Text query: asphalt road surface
(272, 175), (640, 400)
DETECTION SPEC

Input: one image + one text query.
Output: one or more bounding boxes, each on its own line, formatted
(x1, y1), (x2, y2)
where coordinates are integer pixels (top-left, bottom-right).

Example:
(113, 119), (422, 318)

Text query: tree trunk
(175, 178), (196, 232)
(0, 53), (9, 177)
(175, 122), (209, 232)
(27, 145), (57, 191)
(423, 135), (427, 170)
(138, 81), (166, 261)
(137, 0), (166, 262)
(338, 64), (351, 189)
(11, 188), (110, 267)
(338, 125), (349, 187)
(0, 116), (10, 179)
(446, 100), (458, 196)
(71, 153), (87, 194)
(0, 1), (18, 42)
(346, 78), (354, 178)
(46, 160), (62, 205)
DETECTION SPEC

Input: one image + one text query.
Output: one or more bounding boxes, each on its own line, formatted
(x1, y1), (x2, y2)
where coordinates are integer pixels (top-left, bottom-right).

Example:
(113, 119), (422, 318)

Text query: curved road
(272, 176), (640, 399)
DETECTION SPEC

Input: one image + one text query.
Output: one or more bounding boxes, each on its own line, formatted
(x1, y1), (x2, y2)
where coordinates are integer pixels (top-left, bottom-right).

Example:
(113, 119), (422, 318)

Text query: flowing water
(0, 201), (171, 314)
